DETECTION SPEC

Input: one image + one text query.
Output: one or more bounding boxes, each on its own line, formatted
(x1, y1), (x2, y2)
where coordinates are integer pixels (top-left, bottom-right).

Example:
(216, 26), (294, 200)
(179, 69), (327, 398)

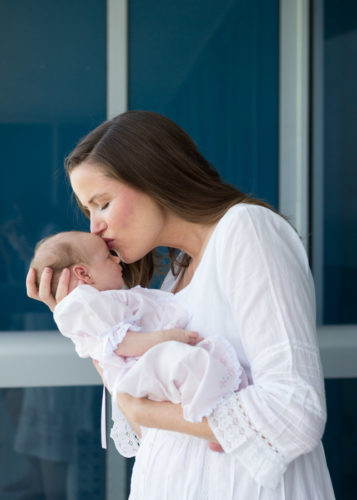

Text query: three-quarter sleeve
(207, 205), (326, 489)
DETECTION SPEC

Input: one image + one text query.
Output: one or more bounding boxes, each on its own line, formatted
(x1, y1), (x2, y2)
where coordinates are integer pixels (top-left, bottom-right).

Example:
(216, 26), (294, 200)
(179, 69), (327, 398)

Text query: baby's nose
(109, 250), (120, 264)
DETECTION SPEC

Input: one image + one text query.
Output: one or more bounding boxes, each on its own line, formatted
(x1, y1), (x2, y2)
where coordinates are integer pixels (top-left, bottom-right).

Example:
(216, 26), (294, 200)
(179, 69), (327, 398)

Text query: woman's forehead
(70, 162), (106, 187)
(70, 164), (120, 201)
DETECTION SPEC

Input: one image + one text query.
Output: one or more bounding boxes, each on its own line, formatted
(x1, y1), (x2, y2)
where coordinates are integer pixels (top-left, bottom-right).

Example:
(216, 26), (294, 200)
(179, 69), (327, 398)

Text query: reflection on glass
(0, 386), (105, 500)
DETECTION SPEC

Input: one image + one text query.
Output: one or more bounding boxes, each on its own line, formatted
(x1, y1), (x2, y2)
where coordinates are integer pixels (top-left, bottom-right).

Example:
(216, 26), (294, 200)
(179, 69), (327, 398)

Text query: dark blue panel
(322, 0), (357, 323)
(323, 379), (357, 499)
(0, 0), (106, 123)
(0, 385), (105, 500)
(129, 0), (279, 207)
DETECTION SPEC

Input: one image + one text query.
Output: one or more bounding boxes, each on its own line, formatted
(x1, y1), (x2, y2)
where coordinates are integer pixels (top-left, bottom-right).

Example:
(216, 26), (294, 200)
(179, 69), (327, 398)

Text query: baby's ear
(72, 264), (93, 284)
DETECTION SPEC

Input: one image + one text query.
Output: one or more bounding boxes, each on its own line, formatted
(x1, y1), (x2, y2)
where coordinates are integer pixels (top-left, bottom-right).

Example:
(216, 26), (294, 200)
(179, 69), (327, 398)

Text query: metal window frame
(106, 1), (129, 498)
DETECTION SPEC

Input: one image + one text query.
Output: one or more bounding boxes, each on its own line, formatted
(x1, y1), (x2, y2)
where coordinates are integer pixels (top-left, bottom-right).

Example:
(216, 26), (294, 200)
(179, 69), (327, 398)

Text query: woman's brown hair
(65, 110), (275, 287)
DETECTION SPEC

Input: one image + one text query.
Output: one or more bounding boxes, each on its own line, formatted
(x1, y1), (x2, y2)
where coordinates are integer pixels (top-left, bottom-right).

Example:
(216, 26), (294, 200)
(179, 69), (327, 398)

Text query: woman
(27, 111), (335, 499)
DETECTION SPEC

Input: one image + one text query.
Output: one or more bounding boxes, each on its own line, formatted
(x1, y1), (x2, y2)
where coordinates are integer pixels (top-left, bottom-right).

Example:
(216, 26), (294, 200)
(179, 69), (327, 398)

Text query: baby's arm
(115, 329), (201, 357)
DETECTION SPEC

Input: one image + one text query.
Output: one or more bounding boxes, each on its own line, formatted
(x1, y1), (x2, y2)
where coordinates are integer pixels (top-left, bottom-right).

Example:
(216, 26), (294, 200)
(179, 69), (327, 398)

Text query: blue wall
(129, 0), (279, 208)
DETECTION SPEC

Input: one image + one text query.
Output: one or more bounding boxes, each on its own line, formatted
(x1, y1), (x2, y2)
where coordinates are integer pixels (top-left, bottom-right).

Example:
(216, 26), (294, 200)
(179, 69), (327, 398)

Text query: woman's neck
(159, 213), (217, 267)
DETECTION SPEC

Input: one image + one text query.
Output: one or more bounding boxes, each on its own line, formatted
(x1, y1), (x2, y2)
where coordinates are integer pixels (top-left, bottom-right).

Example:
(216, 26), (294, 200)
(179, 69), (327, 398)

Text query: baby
(32, 231), (246, 456)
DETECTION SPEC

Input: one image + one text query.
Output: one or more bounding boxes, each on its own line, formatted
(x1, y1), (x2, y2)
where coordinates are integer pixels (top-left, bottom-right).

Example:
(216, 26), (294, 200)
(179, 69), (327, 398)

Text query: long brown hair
(65, 110), (275, 287)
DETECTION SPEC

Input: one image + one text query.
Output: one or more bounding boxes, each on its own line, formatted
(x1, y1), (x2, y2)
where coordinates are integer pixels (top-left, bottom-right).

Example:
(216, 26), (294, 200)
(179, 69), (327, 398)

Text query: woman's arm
(123, 396), (217, 441)
(205, 205), (326, 488)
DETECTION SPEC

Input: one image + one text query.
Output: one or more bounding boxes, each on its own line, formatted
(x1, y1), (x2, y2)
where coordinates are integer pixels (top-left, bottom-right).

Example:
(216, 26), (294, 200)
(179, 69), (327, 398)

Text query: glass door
(0, 1), (115, 498)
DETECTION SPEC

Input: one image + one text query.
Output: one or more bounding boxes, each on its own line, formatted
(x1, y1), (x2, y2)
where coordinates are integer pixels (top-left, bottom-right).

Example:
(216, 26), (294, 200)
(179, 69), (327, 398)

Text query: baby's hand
(162, 328), (202, 346)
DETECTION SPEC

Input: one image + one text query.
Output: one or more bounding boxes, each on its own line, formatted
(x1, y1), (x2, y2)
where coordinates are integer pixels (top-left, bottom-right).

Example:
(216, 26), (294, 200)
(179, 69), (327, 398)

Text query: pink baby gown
(53, 284), (246, 456)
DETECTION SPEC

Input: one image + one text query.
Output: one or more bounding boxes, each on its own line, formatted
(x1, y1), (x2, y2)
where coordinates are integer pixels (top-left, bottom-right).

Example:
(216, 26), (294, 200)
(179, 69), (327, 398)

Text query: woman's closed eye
(100, 202), (109, 211)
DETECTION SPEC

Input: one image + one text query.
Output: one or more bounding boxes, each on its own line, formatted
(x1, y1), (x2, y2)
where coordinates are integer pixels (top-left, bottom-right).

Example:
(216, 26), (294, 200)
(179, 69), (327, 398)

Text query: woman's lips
(103, 238), (115, 249)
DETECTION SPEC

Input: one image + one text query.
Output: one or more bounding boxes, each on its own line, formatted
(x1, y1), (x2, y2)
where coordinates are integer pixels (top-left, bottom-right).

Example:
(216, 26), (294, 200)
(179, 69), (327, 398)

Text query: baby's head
(32, 231), (124, 296)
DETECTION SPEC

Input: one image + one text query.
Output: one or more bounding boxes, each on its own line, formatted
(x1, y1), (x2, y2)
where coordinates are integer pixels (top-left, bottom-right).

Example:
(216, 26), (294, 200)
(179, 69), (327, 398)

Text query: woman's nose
(90, 216), (107, 235)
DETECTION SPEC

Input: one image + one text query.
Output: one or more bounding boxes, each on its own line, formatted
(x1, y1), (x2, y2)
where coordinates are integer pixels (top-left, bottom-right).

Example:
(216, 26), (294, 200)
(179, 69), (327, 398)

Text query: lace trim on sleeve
(99, 321), (141, 358)
(207, 392), (253, 453)
(208, 392), (287, 489)
(110, 404), (141, 458)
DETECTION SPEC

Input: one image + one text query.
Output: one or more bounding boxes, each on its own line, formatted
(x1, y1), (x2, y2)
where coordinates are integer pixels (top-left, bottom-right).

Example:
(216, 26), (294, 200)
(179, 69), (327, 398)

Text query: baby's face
(81, 233), (124, 290)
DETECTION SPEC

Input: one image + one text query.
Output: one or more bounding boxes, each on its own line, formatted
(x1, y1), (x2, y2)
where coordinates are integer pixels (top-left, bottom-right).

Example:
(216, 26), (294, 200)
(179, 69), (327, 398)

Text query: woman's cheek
(109, 200), (134, 231)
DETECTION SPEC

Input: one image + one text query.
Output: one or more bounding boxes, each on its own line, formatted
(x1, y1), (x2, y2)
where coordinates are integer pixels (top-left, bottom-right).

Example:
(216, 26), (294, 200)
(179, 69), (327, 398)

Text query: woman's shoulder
(216, 203), (291, 237)
(213, 202), (304, 263)
(212, 203), (310, 293)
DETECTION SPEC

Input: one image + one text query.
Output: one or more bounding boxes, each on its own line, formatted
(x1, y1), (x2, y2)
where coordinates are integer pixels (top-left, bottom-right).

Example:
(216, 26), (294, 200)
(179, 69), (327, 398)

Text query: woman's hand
(208, 442), (224, 452)
(26, 267), (71, 312)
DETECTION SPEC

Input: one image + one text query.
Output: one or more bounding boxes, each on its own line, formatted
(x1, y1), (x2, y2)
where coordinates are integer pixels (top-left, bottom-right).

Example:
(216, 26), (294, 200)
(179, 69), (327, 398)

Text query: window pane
(0, 0), (106, 331)
(0, 386), (105, 500)
(129, 0), (279, 208)
(312, 0), (357, 324)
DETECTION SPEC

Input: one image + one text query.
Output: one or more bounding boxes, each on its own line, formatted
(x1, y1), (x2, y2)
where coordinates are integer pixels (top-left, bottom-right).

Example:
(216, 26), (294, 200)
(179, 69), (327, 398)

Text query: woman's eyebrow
(88, 193), (108, 204)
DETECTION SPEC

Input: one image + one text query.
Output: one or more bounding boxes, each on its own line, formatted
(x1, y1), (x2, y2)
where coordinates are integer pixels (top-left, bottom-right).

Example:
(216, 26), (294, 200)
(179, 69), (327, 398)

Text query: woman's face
(70, 162), (167, 263)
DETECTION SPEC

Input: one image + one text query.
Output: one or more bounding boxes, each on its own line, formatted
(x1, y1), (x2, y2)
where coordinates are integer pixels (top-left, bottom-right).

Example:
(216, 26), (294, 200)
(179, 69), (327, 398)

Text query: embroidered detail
(110, 411), (140, 458)
(207, 393), (246, 453)
(208, 392), (280, 458)
(235, 393), (279, 454)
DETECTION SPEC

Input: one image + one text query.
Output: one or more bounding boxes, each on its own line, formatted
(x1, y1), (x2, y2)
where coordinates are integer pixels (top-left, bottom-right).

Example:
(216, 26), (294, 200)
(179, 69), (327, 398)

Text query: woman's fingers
(26, 267), (40, 300)
(27, 266), (71, 311)
(55, 268), (71, 303)
(186, 331), (203, 345)
(208, 442), (224, 453)
(38, 267), (57, 311)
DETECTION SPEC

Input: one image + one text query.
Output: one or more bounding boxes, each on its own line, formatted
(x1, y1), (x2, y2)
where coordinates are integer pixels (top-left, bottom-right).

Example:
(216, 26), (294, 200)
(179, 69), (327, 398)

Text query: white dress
(128, 204), (335, 500)
(53, 285), (245, 453)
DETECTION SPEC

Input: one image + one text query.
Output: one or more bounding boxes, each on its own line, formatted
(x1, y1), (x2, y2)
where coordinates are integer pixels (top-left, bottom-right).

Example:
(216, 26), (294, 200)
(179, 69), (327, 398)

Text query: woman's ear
(72, 264), (94, 284)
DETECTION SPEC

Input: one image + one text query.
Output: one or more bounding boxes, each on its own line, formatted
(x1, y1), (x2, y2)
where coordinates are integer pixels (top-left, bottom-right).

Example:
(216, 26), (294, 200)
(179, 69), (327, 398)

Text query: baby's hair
(31, 232), (86, 297)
